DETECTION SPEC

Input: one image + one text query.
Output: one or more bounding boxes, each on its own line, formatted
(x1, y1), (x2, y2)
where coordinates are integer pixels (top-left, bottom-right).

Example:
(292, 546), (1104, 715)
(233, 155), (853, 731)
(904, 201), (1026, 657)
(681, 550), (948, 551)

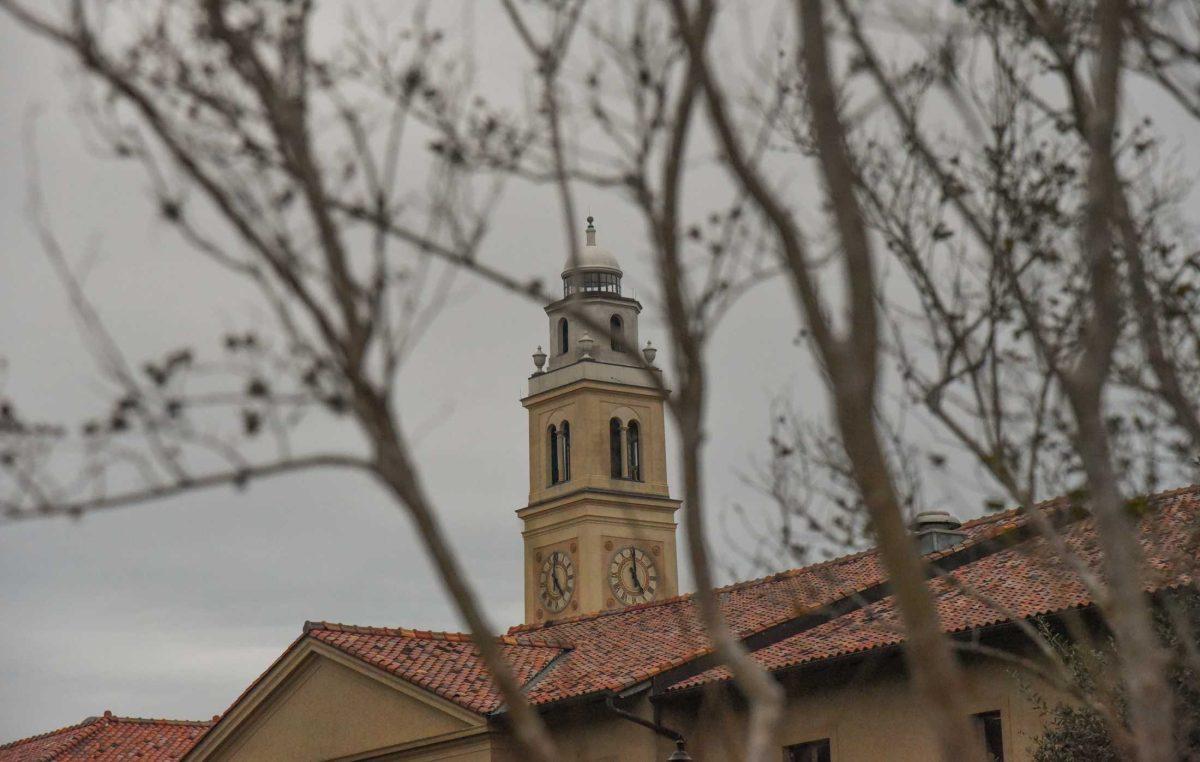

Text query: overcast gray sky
(2, 0), (1197, 745)
(0, 3), (831, 741)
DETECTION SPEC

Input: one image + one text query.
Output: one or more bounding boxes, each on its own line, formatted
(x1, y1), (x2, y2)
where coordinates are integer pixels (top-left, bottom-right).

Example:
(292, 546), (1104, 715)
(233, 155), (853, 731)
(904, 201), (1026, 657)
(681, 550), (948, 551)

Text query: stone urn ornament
(578, 332), (595, 360)
(532, 346), (547, 373)
(642, 340), (657, 366)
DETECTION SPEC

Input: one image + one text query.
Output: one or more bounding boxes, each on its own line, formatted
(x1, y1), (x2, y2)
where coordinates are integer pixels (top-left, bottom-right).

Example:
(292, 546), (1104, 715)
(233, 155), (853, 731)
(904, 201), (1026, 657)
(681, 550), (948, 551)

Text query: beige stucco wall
(519, 378), (680, 623)
(190, 638), (1061, 762)
(658, 652), (1054, 761)
(520, 492), (681, 622)
(355, 733), (509, 761)
(523, 380), (671, 502)
(540, 699), (673, 762)
(542, 295), (643, 372)
(513, 649), (1058, 761)
(193, 651), (495, 762)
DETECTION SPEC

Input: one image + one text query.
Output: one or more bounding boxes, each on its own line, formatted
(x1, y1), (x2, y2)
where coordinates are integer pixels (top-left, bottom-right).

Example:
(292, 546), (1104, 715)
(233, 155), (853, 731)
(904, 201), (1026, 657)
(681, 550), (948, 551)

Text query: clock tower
(519, 218), (680, 624)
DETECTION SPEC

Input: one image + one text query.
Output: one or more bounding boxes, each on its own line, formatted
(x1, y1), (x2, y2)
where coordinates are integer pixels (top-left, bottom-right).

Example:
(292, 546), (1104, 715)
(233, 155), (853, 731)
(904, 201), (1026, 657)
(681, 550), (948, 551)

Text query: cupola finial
(585, 215), (596, 246)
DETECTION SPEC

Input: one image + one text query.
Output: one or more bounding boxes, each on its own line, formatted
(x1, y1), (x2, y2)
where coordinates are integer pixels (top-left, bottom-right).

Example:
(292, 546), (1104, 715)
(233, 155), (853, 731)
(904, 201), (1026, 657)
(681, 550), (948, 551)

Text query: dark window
(559, 421), (571, 481)
(786, 738), (831, 762)
(548, 425), (559, 485)
(610, 315), (623, 351)
(974, 711), (1004, 761)
(610, 418), (623, 478)
(627, 421), (641, 481)
(562, 272), (621, 296)
(558, 318), (569, 355)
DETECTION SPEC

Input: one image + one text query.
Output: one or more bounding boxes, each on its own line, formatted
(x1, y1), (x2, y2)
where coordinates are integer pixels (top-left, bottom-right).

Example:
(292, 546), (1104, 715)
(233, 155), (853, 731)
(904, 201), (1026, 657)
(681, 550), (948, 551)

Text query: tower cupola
(561, 216), (622, 297)
(540, 218), (647, 375)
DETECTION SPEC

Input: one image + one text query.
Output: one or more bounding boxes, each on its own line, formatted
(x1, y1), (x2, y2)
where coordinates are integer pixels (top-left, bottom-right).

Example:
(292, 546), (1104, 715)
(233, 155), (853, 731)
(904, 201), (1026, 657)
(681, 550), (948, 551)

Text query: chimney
(911, 510), (965, 555)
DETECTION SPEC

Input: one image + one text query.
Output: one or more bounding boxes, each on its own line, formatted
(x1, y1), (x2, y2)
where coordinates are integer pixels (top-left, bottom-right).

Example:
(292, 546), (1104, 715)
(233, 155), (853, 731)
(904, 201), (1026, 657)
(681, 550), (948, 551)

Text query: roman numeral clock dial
(609, 546), (658, 605)
(538, 550), (575, 613)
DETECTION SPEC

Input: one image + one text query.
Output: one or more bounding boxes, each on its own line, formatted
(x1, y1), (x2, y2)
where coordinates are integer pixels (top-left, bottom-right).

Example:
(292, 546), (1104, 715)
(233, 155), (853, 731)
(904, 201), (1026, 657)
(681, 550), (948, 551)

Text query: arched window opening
(558, 318), (569, 355)
(559, 421), (571, 481)
(610, 315), (623, 352)
(548, 425), (560, 485)
(627, 421), (641, 481)
(609, 418), (623, 478)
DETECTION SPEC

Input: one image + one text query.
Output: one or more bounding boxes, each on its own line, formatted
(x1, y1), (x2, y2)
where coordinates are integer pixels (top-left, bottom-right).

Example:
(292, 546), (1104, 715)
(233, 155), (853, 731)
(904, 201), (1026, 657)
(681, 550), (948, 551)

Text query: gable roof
(666, 484), (1200, 693)
(303, 623), (569, 714)
(0, 712), (213, 762)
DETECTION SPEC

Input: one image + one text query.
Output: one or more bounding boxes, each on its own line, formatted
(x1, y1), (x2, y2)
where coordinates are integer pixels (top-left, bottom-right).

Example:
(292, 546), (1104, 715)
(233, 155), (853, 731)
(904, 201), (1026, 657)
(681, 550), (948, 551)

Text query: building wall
(523, 380), (671, 502)
(515, 648), (1058, 762)
(519, 378), (679, 623)
(194, 653), (493, 762)
(543, 295), (643, 371)
(519, 492), (680, 622)
(541, 699), (673, 762)
(657, 651), (1054, 762)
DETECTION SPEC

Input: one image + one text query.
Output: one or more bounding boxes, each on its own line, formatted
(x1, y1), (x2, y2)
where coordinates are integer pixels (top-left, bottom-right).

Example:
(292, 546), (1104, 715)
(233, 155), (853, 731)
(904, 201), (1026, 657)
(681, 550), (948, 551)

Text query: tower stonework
(519, 219), (680, 624)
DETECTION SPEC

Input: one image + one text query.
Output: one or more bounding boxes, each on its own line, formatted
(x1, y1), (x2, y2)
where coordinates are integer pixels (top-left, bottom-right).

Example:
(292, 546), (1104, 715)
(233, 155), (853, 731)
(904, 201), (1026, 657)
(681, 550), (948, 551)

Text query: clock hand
(629, 561), (642, 593)
(552, 567), (565, 596)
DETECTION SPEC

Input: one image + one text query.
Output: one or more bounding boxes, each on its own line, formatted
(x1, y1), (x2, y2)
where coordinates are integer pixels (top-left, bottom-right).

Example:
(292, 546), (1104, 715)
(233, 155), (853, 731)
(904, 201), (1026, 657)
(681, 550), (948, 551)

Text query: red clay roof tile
(304, 623), (568, 714)
(289, 501), (1042, 710)
(667, 484), (1200, 692)
(0, 713), (213, 762)
(501, 501), (1022, 705)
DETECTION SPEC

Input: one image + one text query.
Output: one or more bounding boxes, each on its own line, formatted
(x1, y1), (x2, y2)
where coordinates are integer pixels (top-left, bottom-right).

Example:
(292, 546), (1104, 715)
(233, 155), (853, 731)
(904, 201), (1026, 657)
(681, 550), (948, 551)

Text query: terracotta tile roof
(668, 484), (1200, 692)
(290, 505), (1026, 711)
(0, 712), (213, 762)
(303, 622), (569, 714)
(496, 504), (1023, 705)
(67, 483), (1189, 742)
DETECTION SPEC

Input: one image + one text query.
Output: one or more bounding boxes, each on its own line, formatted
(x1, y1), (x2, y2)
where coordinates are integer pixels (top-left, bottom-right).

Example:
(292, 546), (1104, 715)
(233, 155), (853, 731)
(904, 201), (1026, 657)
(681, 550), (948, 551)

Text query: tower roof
(562, 216), (621, 275)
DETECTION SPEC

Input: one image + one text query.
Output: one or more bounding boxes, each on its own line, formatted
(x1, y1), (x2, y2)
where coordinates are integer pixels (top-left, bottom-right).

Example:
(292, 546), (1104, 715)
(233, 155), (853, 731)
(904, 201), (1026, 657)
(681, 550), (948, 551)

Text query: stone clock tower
(519, 218), (680, 624)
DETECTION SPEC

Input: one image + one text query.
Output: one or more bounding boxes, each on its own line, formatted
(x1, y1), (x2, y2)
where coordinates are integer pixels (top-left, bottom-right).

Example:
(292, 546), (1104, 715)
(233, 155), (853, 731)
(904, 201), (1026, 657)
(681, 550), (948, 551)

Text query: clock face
(609, 546), (658, 605)
(538, 550), (575, 613)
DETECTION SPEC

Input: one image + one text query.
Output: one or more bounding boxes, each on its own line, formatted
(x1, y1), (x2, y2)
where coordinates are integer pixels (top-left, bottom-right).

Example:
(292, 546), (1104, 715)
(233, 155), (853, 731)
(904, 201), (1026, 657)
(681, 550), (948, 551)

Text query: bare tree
(4, 1), (1200, 761)
(718, 0), (1200, 759)
(0, 1), (561, 758)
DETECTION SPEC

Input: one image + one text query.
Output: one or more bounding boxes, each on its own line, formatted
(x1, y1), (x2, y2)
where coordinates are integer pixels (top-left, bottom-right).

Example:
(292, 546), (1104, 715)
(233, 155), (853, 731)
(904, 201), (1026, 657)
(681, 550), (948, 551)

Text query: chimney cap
(912, 509), (966, 554)
(911, 510), (962, 531)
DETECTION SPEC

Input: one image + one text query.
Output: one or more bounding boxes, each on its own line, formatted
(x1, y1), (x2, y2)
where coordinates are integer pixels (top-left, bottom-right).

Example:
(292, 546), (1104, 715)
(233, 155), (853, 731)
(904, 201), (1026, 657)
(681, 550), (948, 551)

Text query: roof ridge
(957, 482), (1200, 530)
(305, 621), (476, 641)
(0, 711), (215, 754)
(304, 620), (573, 649)
(1132, 482), (1200, 504)
(0, 717), (100, 752)
(105, 715), (215, 726)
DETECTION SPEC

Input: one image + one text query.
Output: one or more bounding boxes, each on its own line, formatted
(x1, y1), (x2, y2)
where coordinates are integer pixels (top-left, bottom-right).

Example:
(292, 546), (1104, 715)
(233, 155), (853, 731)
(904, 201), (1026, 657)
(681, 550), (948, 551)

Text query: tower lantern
(518, 218), (680, 624)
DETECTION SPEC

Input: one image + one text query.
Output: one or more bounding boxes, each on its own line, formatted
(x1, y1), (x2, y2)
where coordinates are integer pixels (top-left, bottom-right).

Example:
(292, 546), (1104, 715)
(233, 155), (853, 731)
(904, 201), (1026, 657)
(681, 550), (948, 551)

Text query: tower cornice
(543, 293), (643, 314)
(517, 488), (681, 519)
(523, 365), (667, 404)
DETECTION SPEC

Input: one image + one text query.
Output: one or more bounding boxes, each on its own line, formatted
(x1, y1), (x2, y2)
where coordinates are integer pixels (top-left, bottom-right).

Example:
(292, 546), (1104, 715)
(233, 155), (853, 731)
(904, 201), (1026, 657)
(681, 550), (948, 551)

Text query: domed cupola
(535, 217), (652, 374)
(561, 217), (622, 297)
